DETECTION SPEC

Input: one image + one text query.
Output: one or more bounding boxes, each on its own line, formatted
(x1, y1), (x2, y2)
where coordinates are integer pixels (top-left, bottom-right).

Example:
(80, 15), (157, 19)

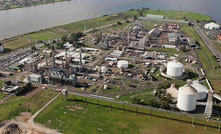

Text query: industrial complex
(0, 11), (221, 134)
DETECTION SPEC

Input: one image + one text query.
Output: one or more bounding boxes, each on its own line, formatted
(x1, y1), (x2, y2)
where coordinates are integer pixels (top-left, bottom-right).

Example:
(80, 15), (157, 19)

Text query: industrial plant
(1, 12), (221, 129)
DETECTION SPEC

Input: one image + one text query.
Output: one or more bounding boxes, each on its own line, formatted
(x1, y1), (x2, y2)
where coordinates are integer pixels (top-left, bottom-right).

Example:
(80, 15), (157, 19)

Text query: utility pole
(93, 13), (96, 33)
(84, 22), (86, 31)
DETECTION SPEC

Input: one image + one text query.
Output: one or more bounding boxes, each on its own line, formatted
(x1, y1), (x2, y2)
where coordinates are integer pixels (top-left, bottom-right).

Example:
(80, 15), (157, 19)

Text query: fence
(68, 92), (221, 131)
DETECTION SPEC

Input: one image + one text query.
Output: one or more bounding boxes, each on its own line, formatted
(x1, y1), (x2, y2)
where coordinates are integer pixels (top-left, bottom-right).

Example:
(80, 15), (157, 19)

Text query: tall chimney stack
(79, 47), (82, 66)
(52, 45), (55, 67)
(45, 51), (48, 67)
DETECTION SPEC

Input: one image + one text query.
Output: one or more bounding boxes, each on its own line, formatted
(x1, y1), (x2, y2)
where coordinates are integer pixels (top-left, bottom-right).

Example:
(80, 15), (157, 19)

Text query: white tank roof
(179, 80), (197, 95)
(117, 60), (129, 68)
(179, 85), (197, 94)
(167, 61), (183, 67)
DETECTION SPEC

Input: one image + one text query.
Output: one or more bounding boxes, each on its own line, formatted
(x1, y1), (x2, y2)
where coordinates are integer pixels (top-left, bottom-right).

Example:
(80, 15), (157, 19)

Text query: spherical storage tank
(117, 60), (128, 68)
(166, 61), (183, 77)
(177, 81), (197, 111)
(191, 81), (207, 100)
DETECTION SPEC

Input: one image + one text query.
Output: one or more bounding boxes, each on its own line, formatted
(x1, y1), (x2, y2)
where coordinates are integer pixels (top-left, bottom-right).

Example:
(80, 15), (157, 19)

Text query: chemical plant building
(27, 74), (43, 84)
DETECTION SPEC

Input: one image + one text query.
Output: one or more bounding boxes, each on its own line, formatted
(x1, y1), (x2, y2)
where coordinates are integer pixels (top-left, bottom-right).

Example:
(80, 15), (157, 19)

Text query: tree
(160, 100), (170, 109)
(5, 81), (12, 85)
(133, 15), (137, 20)
(31, 46), (37, 52)
(132, 97), (141, 104)
(117, 21), (122, 25)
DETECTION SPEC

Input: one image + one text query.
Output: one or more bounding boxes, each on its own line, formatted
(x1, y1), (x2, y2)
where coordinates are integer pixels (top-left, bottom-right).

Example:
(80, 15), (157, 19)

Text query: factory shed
(142, 52), (154, 59)
(146, 14), (165, 19)
(149, 28), (162, 40)
(187, 38), (196, 47)
(204, 22), (220, 30)
(167, 33), (182, 43)
(166, 84), (178, 98)
(191, 81), (208, 100)
(28, 74), (43, 84)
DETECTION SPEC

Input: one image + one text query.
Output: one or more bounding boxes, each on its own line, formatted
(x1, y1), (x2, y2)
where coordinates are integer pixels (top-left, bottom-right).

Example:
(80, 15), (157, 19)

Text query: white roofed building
(204, 22), (220, 30)
(28, 74), (43, 84)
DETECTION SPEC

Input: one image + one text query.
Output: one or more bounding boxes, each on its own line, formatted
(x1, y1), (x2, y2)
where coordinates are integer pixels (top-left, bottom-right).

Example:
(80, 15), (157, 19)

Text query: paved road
(191, 20), (221, 67)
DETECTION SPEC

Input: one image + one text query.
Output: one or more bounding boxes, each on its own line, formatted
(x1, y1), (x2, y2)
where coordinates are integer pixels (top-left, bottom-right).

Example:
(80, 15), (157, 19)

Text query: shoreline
(0, 0), (69, 12)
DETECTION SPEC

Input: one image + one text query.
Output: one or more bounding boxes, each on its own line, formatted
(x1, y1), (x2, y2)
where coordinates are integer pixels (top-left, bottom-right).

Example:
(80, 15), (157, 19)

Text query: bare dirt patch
(66, 105), (84, 112)
(0, 112), (61, 134)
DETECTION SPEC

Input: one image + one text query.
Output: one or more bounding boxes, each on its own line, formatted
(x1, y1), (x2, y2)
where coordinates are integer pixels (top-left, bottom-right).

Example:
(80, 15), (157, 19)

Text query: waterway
(0, 0), (220, 40)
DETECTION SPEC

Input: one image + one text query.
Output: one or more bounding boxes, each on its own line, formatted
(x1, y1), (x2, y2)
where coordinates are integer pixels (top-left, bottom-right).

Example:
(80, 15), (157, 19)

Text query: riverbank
(0, 0), (69, 11)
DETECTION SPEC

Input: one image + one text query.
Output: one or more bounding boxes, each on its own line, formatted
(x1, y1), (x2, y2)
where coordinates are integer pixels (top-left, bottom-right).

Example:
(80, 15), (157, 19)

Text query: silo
(191, 81), (207, 100)
(117, 60), (128, 68)
(166, 61), (183, 77)
(177, 80), (197, 111)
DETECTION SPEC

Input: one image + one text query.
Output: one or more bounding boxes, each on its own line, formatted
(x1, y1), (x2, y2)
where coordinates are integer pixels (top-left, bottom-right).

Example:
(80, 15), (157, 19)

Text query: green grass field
(0, 97), (27, 121)
(35, 94), (220, 134)
(23, 31), (62, 41)
(0, 92), (6, 99)
(5, 95), (23, 101)
(138, 10), (211, 21)
(1, 37), (33, 50)
(0, 79), (4, 87)
(98, 85), (126, 94)
(7, 90), (58, 119)
(118, 88), (153, 103)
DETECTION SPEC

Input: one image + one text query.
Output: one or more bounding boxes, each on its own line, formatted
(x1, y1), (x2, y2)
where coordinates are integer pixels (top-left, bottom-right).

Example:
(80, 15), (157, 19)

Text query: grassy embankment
(35, 94), (220, 134)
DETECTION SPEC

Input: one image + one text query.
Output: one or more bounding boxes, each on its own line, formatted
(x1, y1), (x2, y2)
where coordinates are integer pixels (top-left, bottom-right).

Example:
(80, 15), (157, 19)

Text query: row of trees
(15, 83), (33, 96)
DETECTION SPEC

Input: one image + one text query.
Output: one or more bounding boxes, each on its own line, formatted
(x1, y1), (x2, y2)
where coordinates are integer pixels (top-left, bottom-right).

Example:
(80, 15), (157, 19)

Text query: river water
(0, 0), (220, 40)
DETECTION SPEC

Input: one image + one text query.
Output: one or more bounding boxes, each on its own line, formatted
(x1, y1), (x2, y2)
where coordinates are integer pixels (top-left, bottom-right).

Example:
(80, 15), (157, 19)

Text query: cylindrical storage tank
(177, 82), (197, 111)
(104, 85), (108, 89)
(101, 66), (108, 74)
(117, 60), (128, 68)
(191, 81), (207, 100)
(166, 61), (183, 77)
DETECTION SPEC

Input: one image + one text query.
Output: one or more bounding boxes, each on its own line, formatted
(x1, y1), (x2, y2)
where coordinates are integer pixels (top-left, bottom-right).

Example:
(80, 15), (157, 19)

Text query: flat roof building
(28, 74), (43, 84)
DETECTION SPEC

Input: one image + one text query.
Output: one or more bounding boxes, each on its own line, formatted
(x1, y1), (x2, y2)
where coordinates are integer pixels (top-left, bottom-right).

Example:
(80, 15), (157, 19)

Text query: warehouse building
(28, 74), (43, 84)
(204, 22), (220, 30)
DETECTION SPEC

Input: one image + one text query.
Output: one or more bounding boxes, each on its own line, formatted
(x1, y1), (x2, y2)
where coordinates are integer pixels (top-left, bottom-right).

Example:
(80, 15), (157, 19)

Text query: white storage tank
(117, 60), (129, 68)
(177, 80), (197, 111)
(191, 81), (207, 100)
(167, 61), (183, 77)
